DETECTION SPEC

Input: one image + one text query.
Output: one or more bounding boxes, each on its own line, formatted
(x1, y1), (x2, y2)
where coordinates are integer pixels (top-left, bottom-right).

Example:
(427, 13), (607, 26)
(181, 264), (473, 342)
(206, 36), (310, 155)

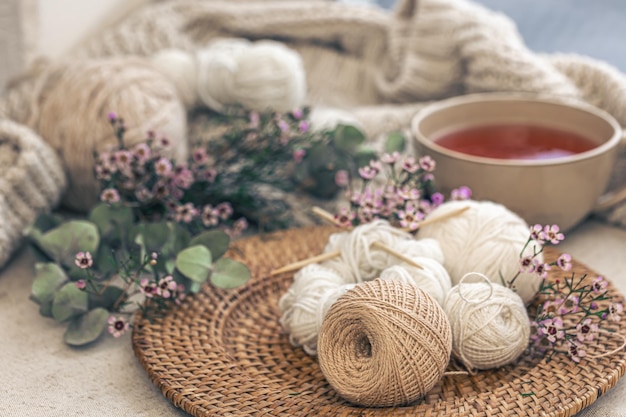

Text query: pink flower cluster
(521, 225), (623, 363)
(334, 152), (471, 230)
(139, 275), (186, 304)
(94, 125), (247, 237)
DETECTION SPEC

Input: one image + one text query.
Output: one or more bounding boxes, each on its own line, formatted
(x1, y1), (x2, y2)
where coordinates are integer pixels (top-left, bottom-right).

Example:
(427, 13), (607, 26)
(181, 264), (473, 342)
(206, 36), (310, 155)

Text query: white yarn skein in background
(379, 257), (452, 306)
(151, 39), (307, 113)
(417, 200), (543, 304)
(278, 264), (355, 355)
(443, 274), (531, 370)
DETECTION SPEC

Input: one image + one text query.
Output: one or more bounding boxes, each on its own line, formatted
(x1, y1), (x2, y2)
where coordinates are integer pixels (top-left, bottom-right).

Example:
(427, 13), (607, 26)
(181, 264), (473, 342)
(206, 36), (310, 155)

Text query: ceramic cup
(411, 93), (625, 231)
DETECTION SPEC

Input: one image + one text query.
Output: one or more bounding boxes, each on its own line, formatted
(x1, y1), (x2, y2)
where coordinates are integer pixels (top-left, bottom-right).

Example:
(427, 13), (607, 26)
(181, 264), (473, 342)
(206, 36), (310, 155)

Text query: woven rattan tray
(132, 226), (626, 416)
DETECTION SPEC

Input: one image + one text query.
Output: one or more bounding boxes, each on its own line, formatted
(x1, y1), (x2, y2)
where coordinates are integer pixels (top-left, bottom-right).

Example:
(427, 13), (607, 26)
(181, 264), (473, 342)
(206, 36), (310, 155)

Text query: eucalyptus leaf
(64, 308), (109, 346)
(37, 221), (99, 266)
(189, 230), (231, 261)
(188, 281), (203, 293)
(175, 245), (212, 283)
(384, 132), (406, 154)
(160, 223), (191, 257)
(25, 213), (64, 242)
(211, 258), (251, 289)
(89, 286), (125, 310)
(52, 282), (89, 322)
(141, 223), (171, 252)
(88, 204), (134, 240)
(354, 147), (378, 169)
(333, 124), (365, 152)
(93, 242), (118, 278)
(31, 263), (68, 305)
(165, 259), (176, 274)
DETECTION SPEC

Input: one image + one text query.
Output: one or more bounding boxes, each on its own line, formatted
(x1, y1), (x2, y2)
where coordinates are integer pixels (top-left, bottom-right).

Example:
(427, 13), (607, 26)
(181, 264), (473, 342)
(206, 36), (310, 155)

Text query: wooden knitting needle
(270, 250), (342, 276)
(271, 207), (426, 276)
(310, 206), (423, 269)
(412, 205), (470, 229)
(312, 205), (470, 231)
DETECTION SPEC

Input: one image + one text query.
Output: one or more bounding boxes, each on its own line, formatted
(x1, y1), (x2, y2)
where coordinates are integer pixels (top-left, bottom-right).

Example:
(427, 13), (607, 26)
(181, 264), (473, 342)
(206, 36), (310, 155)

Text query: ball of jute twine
(2, 57), (188, 212)
(317, 279), (452, 407)
(443, 272), (531, 371)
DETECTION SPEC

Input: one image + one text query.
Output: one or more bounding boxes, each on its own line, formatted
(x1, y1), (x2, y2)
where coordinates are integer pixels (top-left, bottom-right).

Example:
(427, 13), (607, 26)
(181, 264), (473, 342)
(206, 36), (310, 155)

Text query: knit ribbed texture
(0, 119), (66, 269)
(71, 0), (626, 226)
(1, 0), (626, 263)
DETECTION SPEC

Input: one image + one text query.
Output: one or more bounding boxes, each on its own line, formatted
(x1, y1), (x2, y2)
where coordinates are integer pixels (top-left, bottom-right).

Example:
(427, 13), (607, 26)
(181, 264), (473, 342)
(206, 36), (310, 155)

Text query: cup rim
(411, 93), (623, 167)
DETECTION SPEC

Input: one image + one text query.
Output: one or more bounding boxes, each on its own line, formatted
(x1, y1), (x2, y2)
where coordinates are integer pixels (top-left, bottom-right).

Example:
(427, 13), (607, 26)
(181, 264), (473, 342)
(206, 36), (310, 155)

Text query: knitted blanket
(2, 0), (626, 268)
(75, 0), (626, 220)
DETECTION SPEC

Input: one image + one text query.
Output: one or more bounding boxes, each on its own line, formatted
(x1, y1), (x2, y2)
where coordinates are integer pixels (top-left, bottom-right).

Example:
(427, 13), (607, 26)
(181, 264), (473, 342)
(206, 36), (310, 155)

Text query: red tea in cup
(434, 124), (597, 160)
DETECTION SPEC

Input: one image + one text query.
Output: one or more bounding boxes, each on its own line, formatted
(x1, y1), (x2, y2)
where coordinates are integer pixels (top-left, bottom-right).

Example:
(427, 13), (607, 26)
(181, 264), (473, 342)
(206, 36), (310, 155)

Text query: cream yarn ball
(443, 278), (531, 370)
(150, 49), (198, 108)
(151, 39), (307, 113)
(14, 57), (188, 212)
(417, 200), (543, 304)
(279, 264), (355, 355)
(320, 220), (415, 282)
(379, 257), (452, 306)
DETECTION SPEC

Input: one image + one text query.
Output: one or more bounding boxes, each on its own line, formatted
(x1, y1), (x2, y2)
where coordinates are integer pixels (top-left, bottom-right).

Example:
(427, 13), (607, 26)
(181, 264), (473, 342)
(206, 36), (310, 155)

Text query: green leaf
(37, 221), (99, 267)
(211, 258), (251, 289)
(165, 259), (176, 274)
(93, 242), (118, 278)
(160, 223), (191, 257)
(354, 147), (378, 169)
(31, 263), (68, 305)
(384, 132), (406, 154)
(333, 124), (366, 152)
(89, 286), (125, 310)
(64, 308), (109, 346)
(88, 204), (134, 239)
(175, 245), (212, 283)
(188, 281), (203, 293)
(131, 222), (171, 256)
(52, 282), (89, 322)
(189, 230), (231, 261)
(25, 212), (64, 242)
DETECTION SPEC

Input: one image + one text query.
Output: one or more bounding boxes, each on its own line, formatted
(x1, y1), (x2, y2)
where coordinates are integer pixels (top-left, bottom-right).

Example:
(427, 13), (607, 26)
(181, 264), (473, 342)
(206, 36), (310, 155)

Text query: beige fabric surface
(64, 0), (626, 225)
(0, 219), (625, 416)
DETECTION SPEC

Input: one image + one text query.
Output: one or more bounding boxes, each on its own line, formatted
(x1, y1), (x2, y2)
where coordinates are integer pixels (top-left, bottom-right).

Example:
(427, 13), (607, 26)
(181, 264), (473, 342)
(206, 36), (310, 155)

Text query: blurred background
(2, 0), (626, 91)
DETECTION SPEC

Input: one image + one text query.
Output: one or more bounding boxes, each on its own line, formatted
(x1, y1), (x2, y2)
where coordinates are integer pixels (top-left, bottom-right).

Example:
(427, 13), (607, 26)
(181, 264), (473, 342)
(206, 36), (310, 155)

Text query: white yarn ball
(379, 257), (452, 305)
(443, 280), (531, 370)
(149, 39), (306, 113)
(279, 264), (355, 355)
(321, 220), (414, 282)
(150, 49), (198, 108)
(196, 39), (307, 112)
(392, 237), (445, 264)
(278, 263), (349, 312)
(417, 200), (543, 304)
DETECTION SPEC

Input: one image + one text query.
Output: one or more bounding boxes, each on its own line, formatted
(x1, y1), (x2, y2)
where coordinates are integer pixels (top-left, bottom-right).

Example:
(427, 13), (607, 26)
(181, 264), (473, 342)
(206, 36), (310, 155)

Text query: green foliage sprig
(26, 107), (384, 347)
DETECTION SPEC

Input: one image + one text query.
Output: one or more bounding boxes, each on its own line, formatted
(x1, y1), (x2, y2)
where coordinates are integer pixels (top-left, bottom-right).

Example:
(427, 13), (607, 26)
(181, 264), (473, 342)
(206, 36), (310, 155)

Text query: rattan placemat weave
(132, 226), (626, 417)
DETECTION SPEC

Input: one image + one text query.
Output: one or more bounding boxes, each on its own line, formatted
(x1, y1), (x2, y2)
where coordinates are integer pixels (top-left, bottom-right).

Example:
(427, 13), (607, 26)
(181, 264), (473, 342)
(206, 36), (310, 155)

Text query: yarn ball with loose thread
(443, 277), (531, 370)
(278, 264), (355, 355)
(9, 57), (188, 212)
(417, 200), (543, 304)
(151, 39), (307, 112)
(317, 279), (452, 407)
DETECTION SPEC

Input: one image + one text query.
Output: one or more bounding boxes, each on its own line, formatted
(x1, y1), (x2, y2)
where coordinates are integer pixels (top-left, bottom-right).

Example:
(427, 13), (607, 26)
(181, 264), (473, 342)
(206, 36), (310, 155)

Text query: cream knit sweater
(74, 0), (626, 216)
(1, 0), (626, 268)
